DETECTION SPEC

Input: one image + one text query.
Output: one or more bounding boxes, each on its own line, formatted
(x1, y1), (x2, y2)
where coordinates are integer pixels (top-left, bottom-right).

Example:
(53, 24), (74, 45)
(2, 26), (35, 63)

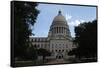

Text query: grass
(14, 60), (44, 67)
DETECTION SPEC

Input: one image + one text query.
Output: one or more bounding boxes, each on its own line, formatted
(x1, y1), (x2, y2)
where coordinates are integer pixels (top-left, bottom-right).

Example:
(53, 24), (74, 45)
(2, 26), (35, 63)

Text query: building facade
(30, 11), (75, 59)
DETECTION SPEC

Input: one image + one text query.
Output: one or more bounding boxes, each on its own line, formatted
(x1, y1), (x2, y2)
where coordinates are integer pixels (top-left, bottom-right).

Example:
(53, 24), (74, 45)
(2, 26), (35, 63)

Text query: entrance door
(56, 54), (63, 59)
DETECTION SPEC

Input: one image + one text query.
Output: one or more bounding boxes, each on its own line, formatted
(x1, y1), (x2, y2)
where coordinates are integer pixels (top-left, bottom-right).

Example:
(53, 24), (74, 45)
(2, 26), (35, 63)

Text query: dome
(48, 10), (71, 40)
(53, 10), (67, 22)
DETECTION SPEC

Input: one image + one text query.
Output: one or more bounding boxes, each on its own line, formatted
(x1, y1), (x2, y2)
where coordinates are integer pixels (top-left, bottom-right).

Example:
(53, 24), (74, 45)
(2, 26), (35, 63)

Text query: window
(37, 44), (40, 48)
(41, 44), (43, 48)
(32, 39), (33, 42)
(34, 44), (37, 48)
(59, 50), (61, 52)
(35, 39), (36, 42)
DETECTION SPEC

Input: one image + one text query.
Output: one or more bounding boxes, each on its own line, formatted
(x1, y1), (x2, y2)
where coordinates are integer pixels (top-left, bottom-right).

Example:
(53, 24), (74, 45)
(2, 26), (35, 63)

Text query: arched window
(34, 44), (37, 48)
(31, 39), (33, 42)
(62, 50), (64, 52)
(37, 44), (39, 48)
(59, 50), (61, 52)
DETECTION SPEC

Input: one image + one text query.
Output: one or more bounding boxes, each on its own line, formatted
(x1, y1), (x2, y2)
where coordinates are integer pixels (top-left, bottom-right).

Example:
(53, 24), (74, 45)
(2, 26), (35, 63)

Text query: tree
(13, 1), (39, 59)
(37, 48), (51, 61)
(26, 46), (38, 60)
(68, 20), (97, 59)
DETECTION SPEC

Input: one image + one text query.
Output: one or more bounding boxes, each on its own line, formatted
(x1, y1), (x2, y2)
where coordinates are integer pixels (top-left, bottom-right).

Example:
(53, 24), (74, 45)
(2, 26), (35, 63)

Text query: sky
(32, 3), (96, 37)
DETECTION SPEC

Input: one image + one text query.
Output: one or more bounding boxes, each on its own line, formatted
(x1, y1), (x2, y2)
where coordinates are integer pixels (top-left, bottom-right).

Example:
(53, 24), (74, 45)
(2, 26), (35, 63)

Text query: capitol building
(30, 10), (75, 59)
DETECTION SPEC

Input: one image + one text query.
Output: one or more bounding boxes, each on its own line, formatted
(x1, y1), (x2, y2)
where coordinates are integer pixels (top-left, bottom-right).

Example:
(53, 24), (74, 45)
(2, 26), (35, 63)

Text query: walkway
(45, 59), (70, 64)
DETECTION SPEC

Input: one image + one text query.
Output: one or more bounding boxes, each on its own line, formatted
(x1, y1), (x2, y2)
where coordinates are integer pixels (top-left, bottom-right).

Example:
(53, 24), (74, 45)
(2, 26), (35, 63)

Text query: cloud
(65, 13), (72, 20)
(65, 13), (85, 26)
(68, 19), (85, 37)
(68, 19), (85, 26)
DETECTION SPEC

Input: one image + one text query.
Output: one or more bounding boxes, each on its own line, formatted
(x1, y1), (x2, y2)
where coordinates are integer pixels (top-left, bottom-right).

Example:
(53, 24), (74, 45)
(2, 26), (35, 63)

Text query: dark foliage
(68, 20), (97, 59)
(13, 1), (39, 59)
(25, 46), (38, 60)
(37, 48), (51, 60)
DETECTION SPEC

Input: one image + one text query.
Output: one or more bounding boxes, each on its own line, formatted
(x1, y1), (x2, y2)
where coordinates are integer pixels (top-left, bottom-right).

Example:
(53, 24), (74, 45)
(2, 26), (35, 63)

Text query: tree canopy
(68, 20), (97, 59)
(37, 48), (51, 60)
(13, 1), (39, 59)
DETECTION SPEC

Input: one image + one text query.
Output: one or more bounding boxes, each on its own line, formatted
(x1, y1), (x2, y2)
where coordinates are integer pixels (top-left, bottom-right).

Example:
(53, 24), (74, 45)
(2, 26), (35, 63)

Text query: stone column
(55, 27), (56, 33)
(61, 27), (62, 33)
(60, 27), (61, 33)
(63, 28), (65, 34)
(59, 27), (60, 33)
(56, 27), (57, 33)
(58, 27), (59, 33)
